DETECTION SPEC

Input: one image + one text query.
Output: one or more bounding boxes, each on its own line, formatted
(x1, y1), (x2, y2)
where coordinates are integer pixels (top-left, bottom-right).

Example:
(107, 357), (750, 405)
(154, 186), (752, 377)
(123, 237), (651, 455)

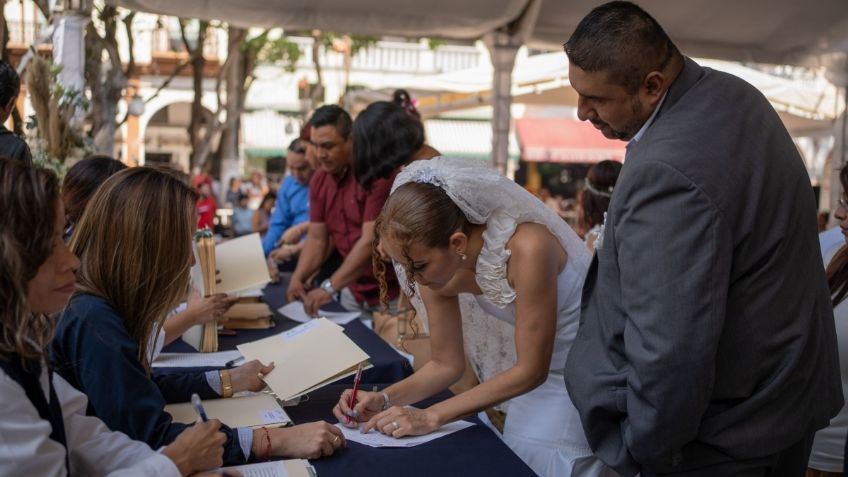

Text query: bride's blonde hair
(372, 182), (468, 311)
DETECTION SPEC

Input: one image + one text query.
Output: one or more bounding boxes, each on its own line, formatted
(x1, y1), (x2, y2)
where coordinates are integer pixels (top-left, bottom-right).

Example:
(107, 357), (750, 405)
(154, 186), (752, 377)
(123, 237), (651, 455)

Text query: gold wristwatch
(219, 369), (234, 398)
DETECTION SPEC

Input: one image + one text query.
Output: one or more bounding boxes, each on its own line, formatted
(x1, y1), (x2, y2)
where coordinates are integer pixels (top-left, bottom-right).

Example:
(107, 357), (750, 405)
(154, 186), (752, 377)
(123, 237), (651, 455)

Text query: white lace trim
(476, 209), (518, 308)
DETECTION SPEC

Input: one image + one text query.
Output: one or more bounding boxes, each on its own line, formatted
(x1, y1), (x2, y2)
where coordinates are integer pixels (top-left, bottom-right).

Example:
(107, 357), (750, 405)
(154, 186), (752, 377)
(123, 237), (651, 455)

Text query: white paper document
(278, 301), (361, 325)
(336, 419), (475, 448)
(152, 350), (242, 368)
(219, 460), (314, 477)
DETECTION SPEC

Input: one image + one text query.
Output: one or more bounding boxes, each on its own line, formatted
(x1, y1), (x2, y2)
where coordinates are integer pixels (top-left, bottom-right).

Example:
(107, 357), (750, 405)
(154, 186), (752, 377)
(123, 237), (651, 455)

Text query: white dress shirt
(0, 364), (181, 477)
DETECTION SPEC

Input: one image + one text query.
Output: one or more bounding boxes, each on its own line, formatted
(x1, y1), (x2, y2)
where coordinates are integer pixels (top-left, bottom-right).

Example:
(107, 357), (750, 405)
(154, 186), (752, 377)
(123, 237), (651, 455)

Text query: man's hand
(303, 288), (333, 315)
(286, 278), (308, 303)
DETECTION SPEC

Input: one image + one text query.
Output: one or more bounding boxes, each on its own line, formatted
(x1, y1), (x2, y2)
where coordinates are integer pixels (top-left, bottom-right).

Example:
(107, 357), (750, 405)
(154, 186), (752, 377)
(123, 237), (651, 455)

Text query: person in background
(0, 61), (32, 165)
(288, 105), (400, 317)
(252, 192), (275, 237)
(263, 138), (313, 257)
(577, 159), (622, 251)
(808, 165), (848, 477)
(61, 154), (127, 240)
(51, 167), (345, 466)
(231, 194), (254, 237)
(196, 182), (216, 231)
(225, 176), (244, 208)
(0, 158), (226, 476)
(245, 170), (269, 210)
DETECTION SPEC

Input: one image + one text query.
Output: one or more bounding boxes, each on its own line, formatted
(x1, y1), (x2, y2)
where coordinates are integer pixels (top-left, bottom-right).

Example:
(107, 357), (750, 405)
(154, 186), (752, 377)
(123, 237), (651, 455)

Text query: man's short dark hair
(0, 60), (20, 108)
(308, 105), (352, 139)
(564, 1), (680, 92)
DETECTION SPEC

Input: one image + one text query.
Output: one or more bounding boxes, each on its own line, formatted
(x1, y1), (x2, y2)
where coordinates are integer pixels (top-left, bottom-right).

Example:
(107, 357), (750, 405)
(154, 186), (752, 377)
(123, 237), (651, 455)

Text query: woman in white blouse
(0, 158), (225, 477)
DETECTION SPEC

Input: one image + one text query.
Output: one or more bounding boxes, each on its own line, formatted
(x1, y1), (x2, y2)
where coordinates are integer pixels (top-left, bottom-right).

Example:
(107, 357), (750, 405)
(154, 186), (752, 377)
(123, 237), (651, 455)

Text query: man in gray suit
(562, 2), (843, 476)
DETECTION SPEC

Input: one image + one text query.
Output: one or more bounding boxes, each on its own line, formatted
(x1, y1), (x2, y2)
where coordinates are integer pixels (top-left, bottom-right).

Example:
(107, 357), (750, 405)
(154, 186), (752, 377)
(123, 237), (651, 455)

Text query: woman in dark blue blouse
(51, 167), (344, 465)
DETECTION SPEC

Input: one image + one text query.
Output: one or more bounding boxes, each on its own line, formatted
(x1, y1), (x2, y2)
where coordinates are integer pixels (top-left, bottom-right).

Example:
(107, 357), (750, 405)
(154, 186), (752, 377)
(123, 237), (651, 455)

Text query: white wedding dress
(391, 157), (615, 477)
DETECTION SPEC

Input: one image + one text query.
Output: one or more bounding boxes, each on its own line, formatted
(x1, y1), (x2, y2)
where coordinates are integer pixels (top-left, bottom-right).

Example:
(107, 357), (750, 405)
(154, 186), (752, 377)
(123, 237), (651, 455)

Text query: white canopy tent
(105, 0), (848, 196)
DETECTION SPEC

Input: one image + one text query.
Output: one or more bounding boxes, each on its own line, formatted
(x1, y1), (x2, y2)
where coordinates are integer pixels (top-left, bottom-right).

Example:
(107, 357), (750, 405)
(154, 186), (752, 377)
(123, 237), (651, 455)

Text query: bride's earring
(457, 251), (467, 261)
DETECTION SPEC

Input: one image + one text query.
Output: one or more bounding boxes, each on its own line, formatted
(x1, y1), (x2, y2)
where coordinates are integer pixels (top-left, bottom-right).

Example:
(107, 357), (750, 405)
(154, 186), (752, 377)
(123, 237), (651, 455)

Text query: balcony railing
(286, 37), (483, 75)
(7, 21), (46, 46)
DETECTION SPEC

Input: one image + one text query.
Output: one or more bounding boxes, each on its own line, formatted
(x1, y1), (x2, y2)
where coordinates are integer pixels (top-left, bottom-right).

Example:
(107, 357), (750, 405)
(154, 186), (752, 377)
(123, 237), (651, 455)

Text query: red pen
(346, 364), (364, 425)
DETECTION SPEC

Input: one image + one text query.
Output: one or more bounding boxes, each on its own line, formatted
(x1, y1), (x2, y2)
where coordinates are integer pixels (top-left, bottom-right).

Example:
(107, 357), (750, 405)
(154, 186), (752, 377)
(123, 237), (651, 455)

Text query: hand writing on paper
(162, 418), (226, 475)
(303, 288), (332, 316)
(332, 389), (383, 428)
(363, 406), (440, 438)
(229, 360), (275, 393)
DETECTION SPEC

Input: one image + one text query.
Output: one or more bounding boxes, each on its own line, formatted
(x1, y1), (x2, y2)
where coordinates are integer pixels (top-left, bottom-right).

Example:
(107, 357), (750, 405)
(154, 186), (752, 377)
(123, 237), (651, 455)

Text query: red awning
(515, 117), (627, 164)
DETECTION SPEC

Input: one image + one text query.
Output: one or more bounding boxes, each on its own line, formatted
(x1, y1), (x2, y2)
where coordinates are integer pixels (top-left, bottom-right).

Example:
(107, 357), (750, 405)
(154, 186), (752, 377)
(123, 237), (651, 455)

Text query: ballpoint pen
(191, 393), (208, 422)
(346, 364), (364, 425)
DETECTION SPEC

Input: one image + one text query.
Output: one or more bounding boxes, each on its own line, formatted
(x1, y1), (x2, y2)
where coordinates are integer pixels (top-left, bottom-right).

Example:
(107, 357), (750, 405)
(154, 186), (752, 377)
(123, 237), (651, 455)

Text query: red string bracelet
(261, 426), (272, 461)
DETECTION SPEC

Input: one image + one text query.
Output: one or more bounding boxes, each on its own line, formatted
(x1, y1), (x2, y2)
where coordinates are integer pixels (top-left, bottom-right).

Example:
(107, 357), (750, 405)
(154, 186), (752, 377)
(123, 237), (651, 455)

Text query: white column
(52, 12), (89, 95)
(485, 32), (519, 175)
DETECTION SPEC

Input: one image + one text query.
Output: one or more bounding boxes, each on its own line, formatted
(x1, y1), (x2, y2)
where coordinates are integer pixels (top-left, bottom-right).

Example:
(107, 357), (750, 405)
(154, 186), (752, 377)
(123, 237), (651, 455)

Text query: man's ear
(641, 71), (666, 107)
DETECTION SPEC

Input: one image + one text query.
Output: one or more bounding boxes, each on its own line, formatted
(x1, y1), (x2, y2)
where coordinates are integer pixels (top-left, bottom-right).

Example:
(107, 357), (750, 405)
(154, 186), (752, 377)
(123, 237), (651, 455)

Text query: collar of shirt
(628, 92), (667, 147)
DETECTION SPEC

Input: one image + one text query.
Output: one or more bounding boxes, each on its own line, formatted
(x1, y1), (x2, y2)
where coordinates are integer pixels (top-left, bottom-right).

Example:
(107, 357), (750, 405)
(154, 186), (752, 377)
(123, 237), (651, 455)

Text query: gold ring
(257, 372), (264, 379)
(392, 421), (399, 430)
(332, 435), (340, 444)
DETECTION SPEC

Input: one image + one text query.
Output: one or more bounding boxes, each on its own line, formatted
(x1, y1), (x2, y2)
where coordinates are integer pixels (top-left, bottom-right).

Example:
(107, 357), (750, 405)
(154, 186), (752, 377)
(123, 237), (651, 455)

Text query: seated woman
(0, 158), (225, 476)
(61, 154), (127, 240)
(61, 156), (237, 360)
(333, 158), (615, 477)
(51, 166), (344, 466)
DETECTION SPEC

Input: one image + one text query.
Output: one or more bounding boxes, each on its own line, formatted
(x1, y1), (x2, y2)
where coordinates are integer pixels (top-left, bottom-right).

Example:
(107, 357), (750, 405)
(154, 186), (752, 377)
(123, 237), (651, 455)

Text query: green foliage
(427, 38), (448, 50)
(242, 31), (302, 72)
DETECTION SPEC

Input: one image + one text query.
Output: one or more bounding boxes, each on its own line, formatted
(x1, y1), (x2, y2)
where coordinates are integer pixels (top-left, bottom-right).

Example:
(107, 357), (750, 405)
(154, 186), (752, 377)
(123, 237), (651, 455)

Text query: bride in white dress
(332, 157), (613, 477)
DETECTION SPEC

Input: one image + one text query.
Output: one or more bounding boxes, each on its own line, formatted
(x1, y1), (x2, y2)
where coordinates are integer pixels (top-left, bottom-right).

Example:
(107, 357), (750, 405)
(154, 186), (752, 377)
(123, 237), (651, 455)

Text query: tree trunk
(310, 31), (324, 105)
(184, 21), (209, 171)
(218, 26), (247, 204)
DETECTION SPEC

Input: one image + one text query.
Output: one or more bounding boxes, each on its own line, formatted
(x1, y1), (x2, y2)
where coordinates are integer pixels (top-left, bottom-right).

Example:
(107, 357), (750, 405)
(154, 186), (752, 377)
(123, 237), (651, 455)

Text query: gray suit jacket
(564, 57), (843, 476)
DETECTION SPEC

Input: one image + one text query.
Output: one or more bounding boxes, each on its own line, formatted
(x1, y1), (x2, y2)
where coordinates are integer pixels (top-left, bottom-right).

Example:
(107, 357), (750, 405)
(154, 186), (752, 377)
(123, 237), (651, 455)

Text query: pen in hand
(346, 364), (364, 426)
(191, 393), (209, 422)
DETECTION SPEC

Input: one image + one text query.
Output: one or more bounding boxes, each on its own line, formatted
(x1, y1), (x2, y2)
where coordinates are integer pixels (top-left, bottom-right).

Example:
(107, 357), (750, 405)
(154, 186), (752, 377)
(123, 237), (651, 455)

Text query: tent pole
(484, 0), (542, 175)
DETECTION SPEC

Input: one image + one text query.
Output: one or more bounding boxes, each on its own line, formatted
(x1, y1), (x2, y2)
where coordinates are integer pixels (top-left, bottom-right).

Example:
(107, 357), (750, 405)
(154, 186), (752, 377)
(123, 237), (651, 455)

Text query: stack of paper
(237, 318), (371, 401)
(220, 460), (315, 477)
(165, 393), (292, 428)
(224, 302), (274, 329)
(278, 301), (361, 325)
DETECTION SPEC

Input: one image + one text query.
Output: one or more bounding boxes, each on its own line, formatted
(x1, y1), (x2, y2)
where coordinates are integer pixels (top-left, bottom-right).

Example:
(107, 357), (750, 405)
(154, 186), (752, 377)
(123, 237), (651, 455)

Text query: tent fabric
(109, 0), (848, 66)
(530, 0), (848, 65)
(515, 117), (626, 163)
(110, 0), (528, 39)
